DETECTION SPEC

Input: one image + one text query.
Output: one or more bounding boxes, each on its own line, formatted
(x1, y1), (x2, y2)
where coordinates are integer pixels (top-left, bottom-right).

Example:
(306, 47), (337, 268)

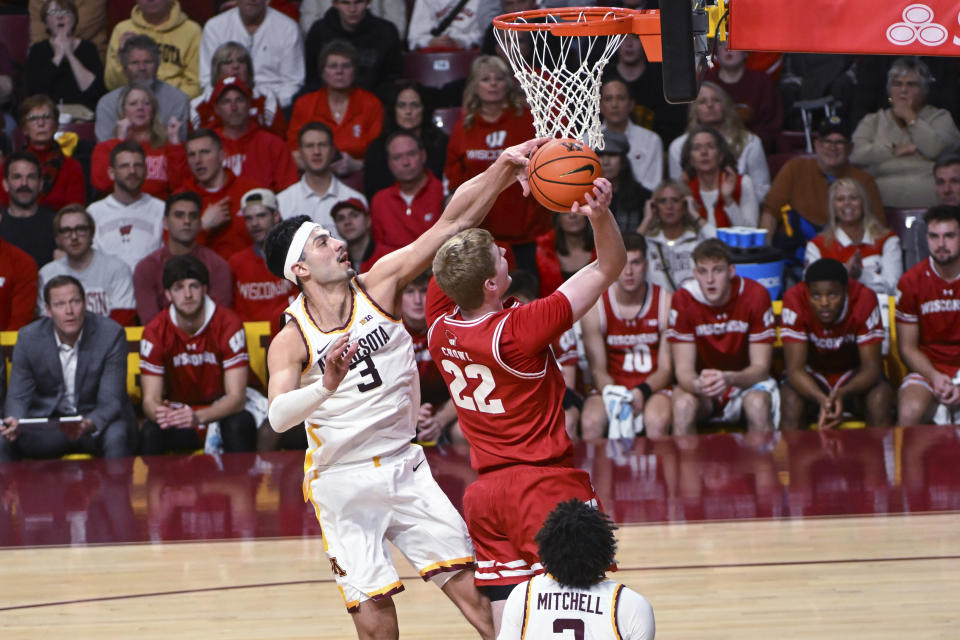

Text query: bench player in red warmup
(668, 238), (779, 434)
(426, 177), (626, 632)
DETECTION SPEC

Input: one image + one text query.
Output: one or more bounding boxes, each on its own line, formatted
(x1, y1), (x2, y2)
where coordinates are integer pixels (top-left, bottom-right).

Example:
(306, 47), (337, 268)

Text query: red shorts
(464, 464), (599, 587)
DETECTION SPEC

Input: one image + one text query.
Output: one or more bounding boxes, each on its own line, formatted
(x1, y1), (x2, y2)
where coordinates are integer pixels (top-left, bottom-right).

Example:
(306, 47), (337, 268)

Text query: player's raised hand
(571, 178), (613, 217)
(502, 136), (552, 196)
(322, 335), (360, 392)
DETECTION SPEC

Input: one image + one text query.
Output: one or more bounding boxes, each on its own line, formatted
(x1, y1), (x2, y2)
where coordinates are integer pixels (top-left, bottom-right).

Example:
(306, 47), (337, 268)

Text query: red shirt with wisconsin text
(896, 257), (960, 376)
(600, 284), (665, 387)
(668, 276), (775, 371)
(426, 278), (574, 473)
(140, 299), (249, 406)
(781, 279), (884, 378)
(228, 246), (297, 334)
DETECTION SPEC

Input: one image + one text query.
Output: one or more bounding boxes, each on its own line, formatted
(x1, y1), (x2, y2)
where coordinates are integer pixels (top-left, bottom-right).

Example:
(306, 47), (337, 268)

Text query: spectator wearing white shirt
(40, 206), (136, 326)
(87, 141), (165, 273)
(199, 0), (304, 108)
(601, 78), (663, 193)
(408, 0), (481, 50)
(277, 122), (366, 236)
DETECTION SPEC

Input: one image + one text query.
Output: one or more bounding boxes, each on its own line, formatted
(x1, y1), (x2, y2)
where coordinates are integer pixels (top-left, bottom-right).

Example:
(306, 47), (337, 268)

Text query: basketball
(527, 138), (602, 213)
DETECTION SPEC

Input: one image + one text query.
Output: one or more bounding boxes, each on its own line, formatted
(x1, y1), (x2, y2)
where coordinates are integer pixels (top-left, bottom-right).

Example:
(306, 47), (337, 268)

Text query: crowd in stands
(1, 0), (960, 464)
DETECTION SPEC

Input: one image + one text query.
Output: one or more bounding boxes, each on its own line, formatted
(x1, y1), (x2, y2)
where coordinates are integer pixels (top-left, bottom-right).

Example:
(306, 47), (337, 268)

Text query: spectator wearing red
(0, 95), (85, 212)
(140, 255), (256, 455)
(39, 205), (136, 326)
(331, 197), (388, 274)
(445, 55), (547, 275)
(228, 188), (297, 336)
(287, 40), (382, 175)
(0, 237), (39, 331)
(536, 213), (596, 298)
(370, 131), (443, 253)
(209, 76), (297, 193)
(179, 128), (261, 260)
(91, 85), (187, 200)
(134, 191), (233, 324)
(191, 41), (286, 139)
(704, 41), (783, 152)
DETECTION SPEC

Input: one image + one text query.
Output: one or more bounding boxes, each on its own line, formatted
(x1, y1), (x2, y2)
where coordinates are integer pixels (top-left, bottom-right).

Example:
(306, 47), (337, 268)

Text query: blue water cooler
(730, 247), (785, 300)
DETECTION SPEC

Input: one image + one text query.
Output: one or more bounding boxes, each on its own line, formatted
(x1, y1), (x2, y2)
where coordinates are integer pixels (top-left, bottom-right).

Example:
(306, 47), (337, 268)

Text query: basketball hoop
(493, 7), (662, 150)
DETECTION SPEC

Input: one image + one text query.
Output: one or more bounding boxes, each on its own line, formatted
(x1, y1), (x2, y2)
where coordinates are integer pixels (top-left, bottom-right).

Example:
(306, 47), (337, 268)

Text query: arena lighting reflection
(1, 425), (958, 547)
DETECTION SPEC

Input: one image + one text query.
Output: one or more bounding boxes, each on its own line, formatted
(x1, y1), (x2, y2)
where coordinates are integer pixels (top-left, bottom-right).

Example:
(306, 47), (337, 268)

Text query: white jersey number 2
(441, 360), (505, 414)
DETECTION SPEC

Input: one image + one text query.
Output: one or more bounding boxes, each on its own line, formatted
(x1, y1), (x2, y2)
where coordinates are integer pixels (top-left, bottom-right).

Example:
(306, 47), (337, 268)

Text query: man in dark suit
(0, 275), (138, 462)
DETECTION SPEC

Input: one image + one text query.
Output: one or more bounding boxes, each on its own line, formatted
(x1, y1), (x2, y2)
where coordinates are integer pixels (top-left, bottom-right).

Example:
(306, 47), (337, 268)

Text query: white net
(494, 10), (629, 150)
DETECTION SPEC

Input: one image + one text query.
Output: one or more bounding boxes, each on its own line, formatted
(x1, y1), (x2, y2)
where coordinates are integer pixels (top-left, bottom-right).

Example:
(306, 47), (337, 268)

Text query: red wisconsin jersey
(140, 298), (249, 407)
(781, 279), (885, 376)
(405, 319), (449, 406)
(668, 276), (776, 371)
(426, 278), (574, 473)
(598, 284), (667, 387)
(896, 257), (960, 376)
(228, 246), (297, 334)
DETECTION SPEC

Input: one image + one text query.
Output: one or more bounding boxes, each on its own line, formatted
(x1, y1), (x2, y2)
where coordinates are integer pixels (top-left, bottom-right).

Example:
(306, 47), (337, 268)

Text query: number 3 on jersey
(441, 360), (505, 414)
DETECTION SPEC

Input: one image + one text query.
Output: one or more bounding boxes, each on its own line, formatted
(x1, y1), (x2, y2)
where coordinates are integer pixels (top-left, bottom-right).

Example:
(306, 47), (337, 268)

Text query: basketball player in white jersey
(263, 137), (547, 640)
(498, 500), (655, 640)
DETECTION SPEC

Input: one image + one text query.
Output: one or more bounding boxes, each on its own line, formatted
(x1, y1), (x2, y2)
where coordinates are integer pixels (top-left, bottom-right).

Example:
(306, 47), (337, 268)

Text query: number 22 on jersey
(440, 360), (505, 414)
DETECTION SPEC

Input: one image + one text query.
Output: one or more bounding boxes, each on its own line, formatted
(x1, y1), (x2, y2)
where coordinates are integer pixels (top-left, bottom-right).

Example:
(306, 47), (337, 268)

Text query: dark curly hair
(535, 499), (617, 589)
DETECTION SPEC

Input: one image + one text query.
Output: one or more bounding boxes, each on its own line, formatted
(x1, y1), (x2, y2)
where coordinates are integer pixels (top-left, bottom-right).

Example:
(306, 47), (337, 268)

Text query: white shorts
(306, 444), (475, 611)
(900, 373), (960, 425)
(718, 378), (781, 429)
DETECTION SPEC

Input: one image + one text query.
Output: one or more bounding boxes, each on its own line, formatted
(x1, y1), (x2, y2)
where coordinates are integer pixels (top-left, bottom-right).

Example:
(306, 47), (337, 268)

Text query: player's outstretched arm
(360, 137), (551, 305)
(558, 178), (627, 321)
(267, 328), (359, 432)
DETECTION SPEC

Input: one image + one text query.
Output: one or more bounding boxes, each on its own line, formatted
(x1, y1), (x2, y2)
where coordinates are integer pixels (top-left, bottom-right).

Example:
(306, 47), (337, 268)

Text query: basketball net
(494, 10), (629, 150)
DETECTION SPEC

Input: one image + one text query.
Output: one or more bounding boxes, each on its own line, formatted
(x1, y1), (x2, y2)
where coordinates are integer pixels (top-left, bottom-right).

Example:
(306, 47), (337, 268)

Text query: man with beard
(0, 151), (57, 268)
(903, 153), (960, 268)
(87, 142), (165, 273)
(669, 239), (778, 433)
(39, 205), (136, 326)
(780, 258), (892, 430)
(580, 234), (673, 439)
(139, 255), (256, 454)
(332, 198), (387, 274)
(896, 205), (960, 425)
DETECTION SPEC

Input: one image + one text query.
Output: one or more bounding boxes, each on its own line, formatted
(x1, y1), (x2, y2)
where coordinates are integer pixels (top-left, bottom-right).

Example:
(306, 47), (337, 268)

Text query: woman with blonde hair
(805, 177), (902, 295)
(639, 180), (716, 291)
(91, 85), (186, 199)
(668, 81), (770, 202)
(445, 55), (546, 274)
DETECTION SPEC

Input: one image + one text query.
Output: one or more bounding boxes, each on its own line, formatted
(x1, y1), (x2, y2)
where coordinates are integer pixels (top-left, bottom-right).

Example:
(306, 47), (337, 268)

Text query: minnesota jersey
(426, 279), (574, 473)
(668, 276), (776, 371)
(781, 280), (885, 381)
(284, 279), (418, 471)
(499, 574), (655, 640)
(597, 284), (668, 387)
(896, 257), (960, 376)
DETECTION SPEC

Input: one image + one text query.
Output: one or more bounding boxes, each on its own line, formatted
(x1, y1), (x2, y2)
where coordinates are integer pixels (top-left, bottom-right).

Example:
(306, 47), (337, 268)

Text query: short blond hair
(433, 229), (497, 311)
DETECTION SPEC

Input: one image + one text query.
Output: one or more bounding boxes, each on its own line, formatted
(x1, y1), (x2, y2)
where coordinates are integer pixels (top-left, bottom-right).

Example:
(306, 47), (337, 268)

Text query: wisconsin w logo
(485, 130), (507, 148)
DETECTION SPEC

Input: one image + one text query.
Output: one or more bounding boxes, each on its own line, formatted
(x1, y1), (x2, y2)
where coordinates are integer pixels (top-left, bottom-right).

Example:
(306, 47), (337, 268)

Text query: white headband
(284, 222), (321, 284)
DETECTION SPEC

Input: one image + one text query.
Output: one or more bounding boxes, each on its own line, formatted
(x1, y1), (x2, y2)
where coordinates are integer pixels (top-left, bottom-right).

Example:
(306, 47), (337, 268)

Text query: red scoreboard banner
(729, 1), (960, 56)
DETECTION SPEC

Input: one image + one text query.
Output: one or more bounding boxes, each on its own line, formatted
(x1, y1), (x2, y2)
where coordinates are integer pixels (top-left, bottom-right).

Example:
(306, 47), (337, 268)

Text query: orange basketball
(527, 138), (602, 213)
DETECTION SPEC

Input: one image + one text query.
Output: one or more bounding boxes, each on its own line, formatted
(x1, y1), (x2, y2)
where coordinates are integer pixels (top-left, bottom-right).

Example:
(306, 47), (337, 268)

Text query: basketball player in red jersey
(896, 205), (960, 425)
(580, 233), (673, 439)
(780, 258), (893, 430)
(426, 177), (625, 632)
(668, 238), (778, 434)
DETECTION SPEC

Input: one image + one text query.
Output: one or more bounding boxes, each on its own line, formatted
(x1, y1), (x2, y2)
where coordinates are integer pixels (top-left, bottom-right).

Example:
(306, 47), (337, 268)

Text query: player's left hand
(571, 178), (613, 217)
(630, 387), (646, 414)
(699, 369), (727, 398)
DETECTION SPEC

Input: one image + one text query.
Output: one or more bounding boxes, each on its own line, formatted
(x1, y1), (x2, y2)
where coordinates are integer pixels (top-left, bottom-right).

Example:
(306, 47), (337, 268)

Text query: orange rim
(493, 6), (659, 37)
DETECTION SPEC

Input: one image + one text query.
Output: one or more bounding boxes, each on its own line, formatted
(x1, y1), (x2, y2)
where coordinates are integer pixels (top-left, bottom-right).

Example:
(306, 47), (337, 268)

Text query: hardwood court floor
(1, 512), (958, 638)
